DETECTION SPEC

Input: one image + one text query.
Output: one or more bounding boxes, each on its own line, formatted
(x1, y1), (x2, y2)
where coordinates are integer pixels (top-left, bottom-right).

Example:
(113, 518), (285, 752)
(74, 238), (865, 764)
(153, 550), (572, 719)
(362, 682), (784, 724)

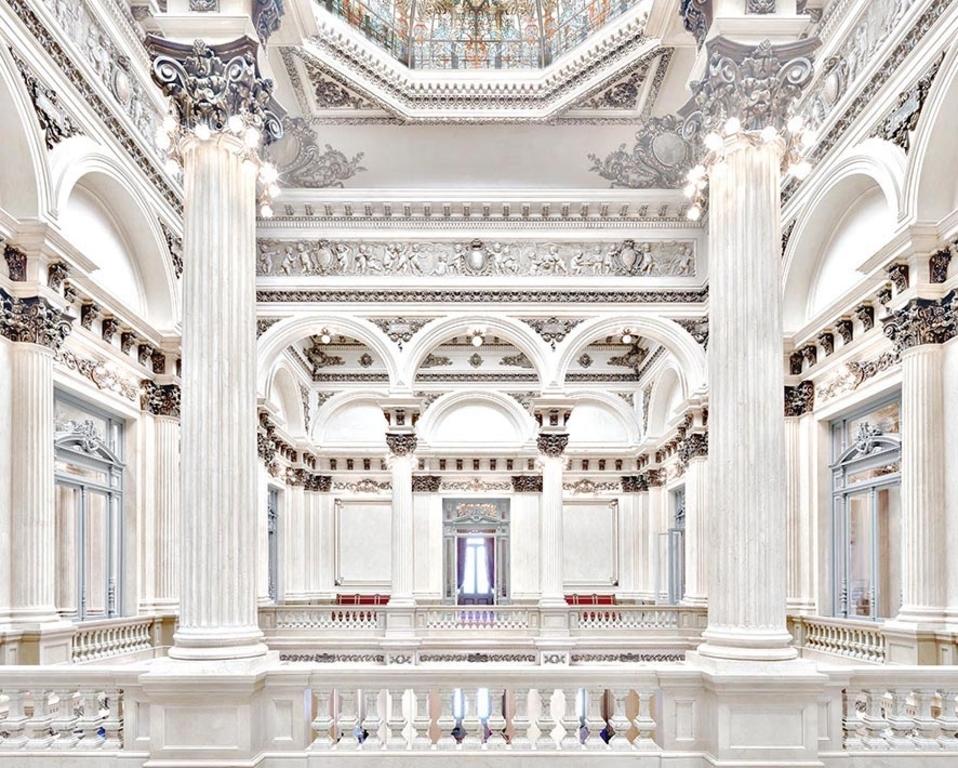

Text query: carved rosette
(620, 475), (649, 493)
(678, 432), (709, 463)
(141, 380), (182, 418)
(536, 433), (570, 457)
(148, 37), (283, 144)
(882, 292), (957, 352)
(0, 290), (73, 350)
(683, 38), (817, 135)
(411, 474), (442, 493)
(511, 475), (544, 493)
(385, 432), (418, 457)
(784, 381), (814, 417)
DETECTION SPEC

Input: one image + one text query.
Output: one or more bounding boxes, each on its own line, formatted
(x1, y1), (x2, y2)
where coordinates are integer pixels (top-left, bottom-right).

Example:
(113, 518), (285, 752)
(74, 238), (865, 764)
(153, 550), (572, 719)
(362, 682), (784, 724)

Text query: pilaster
(785, 382), (816, 615)
(681, 432), (709, 607)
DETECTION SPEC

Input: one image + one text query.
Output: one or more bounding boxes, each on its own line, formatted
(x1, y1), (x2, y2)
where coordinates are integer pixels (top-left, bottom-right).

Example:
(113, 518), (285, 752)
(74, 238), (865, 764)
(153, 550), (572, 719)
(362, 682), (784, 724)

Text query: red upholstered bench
(336, 594), (390, 606)
(564, 594), (616, 605)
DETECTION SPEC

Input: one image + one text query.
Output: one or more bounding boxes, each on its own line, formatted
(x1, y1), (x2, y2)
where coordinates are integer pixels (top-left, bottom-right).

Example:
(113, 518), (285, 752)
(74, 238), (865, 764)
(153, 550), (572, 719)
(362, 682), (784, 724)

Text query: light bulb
(155, 128), (171, 150)
(790, 160), (812, 180)
(687, 205), (702, 222)
(268, 183), (281, 198)
(704, 132), (723, 152)
(163, 158), (179, 176)
(227, 114), (245, 134)
(162, 114), (177, 133)
(692, 164), (706, 178)
(695, 179), (707, 190)
(259, 163), (279, 184)
(800, 129), (816, 148)
(260, 203), (273, 218)
(194, 123), (211, 141)
(724, 117), (742, 135)
(787, 115), (805, 134)
(471, 334), (483, 347)
(683, 183), (695, 199)
(244, 126), (261, 148)
(320, 332), (332, 344)
(761, 126), (778, 143)
(621, 333), (633, 345)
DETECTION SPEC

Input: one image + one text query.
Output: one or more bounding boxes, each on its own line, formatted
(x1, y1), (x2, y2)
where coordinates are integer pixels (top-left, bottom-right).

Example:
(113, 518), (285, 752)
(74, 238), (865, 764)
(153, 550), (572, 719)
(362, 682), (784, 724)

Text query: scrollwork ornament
(784, 381), (814, 417)
(141, 381), (181, 418)
(0, 290), (73, 350)
(882, 292), (957, 352)
(536, 433), (569, 457)
(385, 432), (418, 456)
(148, 37), (284, 145)
(678, 432), (709, 463)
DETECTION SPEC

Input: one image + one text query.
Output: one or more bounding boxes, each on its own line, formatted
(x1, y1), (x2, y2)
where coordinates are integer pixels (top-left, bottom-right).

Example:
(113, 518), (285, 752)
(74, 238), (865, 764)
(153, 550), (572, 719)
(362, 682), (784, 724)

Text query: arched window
(830, 397), (902, 621)
(53, 394), (125, 621)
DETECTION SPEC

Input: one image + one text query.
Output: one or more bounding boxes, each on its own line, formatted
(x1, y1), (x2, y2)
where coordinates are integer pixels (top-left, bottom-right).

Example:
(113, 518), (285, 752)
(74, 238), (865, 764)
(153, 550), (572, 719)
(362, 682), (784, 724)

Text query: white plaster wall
(944, 338), (958, 624)
(413, 494), (443, 600)
(334, 499), (392, 590)
(429, 401), (524, 448)
(0, 341), (11, 620)
(566, 403), (631, 448)
(256, 467), (270, 603)
(562, 499), (618, 591)
(510, 494), (540, 601)
(318, 402), (388, 448)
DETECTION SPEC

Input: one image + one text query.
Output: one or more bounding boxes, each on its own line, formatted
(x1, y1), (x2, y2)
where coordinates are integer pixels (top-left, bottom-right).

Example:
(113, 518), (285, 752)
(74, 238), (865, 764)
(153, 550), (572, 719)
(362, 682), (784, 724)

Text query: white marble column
(784, 384), (815, 615)
(646, 473), (668, 604)
(700, 135), (795, 660)
(283, 476), (307, 601)
(683, 442), (709, 607)
(538, 448), (566, 607)
(633, 485), (651, 600)
(386, 435), (417, 608)
(150, 38), (283, 659)
(2, 294), (72, 626)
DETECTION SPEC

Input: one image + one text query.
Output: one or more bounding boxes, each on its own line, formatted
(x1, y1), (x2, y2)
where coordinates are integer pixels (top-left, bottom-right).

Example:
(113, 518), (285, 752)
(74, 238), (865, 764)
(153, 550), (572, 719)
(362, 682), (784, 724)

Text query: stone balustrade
(71, 616), (158, 664)
(789, 615), (888, 664)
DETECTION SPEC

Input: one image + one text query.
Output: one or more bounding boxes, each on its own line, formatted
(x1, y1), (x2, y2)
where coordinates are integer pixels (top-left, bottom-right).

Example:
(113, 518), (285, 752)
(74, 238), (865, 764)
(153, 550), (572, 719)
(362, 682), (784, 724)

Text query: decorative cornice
(141, 380), (181, 418)
(784, 381), (814, 418)
(257, 288), (708, 305)
(148, 37), (283, 144)
(0, 290), (73, 349)
(411, 474), (442, 493)
(537, 433), (570, 457)
(620, 474), (648, 493)
(385, 432), (418, 456)
(882, 292), (957, 352)
(511, 475), (544, 493)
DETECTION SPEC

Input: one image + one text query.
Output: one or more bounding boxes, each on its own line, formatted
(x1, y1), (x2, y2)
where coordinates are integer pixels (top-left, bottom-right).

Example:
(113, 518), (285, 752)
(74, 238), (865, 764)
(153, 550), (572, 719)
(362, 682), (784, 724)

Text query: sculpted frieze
(256, 238), (696, 278)
(57, 348), (138, 402)
(816, 350), (900, 404)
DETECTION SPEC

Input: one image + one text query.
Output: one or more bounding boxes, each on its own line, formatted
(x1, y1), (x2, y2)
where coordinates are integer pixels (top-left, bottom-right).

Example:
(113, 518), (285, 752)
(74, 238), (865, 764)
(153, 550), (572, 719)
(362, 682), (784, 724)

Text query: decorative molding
(190, 0), (218, 10)
(816, 349), (900, 404)
(148, 37), (283, 144)
(577, 353), (593, 368)
(784, 381), (814, 417)
(930, 244), (955, 284)
(440, 478), (513, 492)
(644, 468), (665, 487)
(679, 0), (713, 48)
(607, 343), (648, 374)
(882, 292), (957, 352)
(563, 478), (620, 494)
(141, 380), (181, 418)
(499, 351), (534, 369)
(854, 304), (875, 332)
(621, 474), (648, 493)
(331, 478), (391, 493)
(47, 262), (69, 292)
(835, 318), (854, 345)
(588, 114), (694, 188)
(746, 0), (775, 12)
(257, 317), (281, 337)
(817, 331), (835, 357)
(420, 352), (452, 368)
(11, 51), (80, 150)
(304, 342), (345, 370)
(678, 432), (708, 462)
(271, 117), (365, 187)
(370, 317), (432, 348)
(522, 317), (584, 348)
(537, 433), (570, 457)
(300, 383), (312, 433)
(253, 0), (285, 42)
(256, 238), (696, 278)
(0, 290), (72, 349)
(511, 475), (544, 493)
(305, 474), (333, 492)
(160, 222), (184, 279)
(257, 288), (709, 304)
(3, 245), (26, 282)
(411, 474), (442, 493)
(874, 51), (944, 152)
(56, 348), (138, 402)
(887, 263), (910, 293)
(385, 432), (418, 456)
(80, 302), (99, 330)
(676, 317), (709, 348)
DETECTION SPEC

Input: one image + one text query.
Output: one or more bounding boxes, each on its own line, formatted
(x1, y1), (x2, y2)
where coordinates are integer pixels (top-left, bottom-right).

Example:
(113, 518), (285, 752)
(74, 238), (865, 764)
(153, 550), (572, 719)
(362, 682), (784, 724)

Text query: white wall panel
(562, 499), (618, 591)
(334, 499), (392, 589)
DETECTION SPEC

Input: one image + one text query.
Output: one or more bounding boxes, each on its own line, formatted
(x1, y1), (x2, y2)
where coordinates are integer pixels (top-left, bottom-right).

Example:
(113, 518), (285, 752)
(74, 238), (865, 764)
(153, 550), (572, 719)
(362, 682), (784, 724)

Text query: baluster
(309, 689), (335, 750)
(436, 688), (457, 750)
(535, 688), (557, 750)
(50, 689), (79, 750)
(608, 688), (633, 750)
(633, 687), (657, 750)
(76, 689), (105, 746)
(937, 688), (958, 749)
(459, 688), (482, 750)
(0, 689), (28, 749)
(841, 687), (865, 750)
(584, 687), (608, 750)
(360, 688), (382, 749)
(336, 689), (360, 750)
(559, 687), (582, 750)
(485, 688), (507, 750)
(860, 688), (890, 749)
(885, 689), (913, 750)
(101, 687), (122, 750)
(24, 689), (54, 749)
(385, 688), (407, 750)
(511, 687), (532, 750)
(911, 689), (940, 749)
(412, 688), (432, 750)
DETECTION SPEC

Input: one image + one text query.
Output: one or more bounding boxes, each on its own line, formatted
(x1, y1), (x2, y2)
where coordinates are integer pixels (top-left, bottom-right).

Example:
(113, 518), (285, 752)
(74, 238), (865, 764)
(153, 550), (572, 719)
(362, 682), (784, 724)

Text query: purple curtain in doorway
(456, 536), (467, 594)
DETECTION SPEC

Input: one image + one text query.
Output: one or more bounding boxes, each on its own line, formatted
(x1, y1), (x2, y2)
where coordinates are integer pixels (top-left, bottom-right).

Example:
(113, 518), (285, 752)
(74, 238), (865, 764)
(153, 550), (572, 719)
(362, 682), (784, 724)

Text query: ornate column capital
(412, 474), (442, 493)
(682, 37), (818, 136)
(784, 381), (814, 417)
(141, 380), (182, 418)
(882, 292), (957, 352)
(620, 475), (649, 494)
(643, 469), (666, 488)
(147, 37), (283, 144)
(305, 474), (332, 493)
(511, 475), (544, 493)
(386, 432), (418, 457)
(536, 433), (570, 457)
(679, 432), (709, 463)
(4, 244), (26, 281)
(0, 289), (72, 350)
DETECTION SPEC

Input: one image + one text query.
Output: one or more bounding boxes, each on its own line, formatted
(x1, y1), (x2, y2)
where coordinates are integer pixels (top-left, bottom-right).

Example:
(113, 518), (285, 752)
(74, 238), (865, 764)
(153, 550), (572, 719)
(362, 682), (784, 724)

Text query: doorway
(442, 498), (510, 605)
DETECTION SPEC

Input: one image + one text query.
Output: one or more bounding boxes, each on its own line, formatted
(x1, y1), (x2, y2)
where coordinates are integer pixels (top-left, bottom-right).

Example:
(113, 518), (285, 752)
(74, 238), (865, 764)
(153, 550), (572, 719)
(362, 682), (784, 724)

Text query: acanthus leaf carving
(0, 289), (73, 349)
(141, 380), (182, 418)
(882, 292), (957, 352)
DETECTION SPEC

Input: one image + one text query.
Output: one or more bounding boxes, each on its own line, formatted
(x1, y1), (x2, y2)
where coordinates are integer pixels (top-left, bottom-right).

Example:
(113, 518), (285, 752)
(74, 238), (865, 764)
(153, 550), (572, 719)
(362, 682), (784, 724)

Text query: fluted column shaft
(539, 454), (565, 606)
(634, 491), (650, 599)
(683, 456), (708, 607)
(700, 137), (794, 660)
(897, 345), (946, 622)
(784, 415), (816, 614)
(390, 454), (415, 605)
(647, 482), (667, 602)
(172, 134), (264, 659)
(10, 343), (57, 622)
(284, 482), (307, 600)
(154, 416), (180, 608)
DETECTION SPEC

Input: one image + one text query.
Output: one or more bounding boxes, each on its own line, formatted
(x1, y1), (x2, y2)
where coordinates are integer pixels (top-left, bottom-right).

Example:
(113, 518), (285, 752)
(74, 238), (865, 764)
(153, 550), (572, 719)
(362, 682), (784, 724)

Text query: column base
(698, 626), (797, 662)
(170, 626), (267, 661)
(0, 619), (75, 664)
(785, 598), (816, 616)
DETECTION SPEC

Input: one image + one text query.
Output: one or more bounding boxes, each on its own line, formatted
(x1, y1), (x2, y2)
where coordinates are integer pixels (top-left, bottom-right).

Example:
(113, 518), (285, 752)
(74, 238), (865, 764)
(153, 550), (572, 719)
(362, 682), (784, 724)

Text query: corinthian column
(883, 294), (956, 629)
(2, 291), (72, 627)
(685, 38), (816, 661)
(150, 37), (283, 660)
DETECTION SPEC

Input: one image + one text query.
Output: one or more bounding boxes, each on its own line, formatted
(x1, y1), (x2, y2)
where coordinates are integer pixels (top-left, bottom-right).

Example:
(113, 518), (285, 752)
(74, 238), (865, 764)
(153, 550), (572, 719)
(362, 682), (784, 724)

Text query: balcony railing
(71, 616), (159, 664)
(789, 614), (887, 664)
